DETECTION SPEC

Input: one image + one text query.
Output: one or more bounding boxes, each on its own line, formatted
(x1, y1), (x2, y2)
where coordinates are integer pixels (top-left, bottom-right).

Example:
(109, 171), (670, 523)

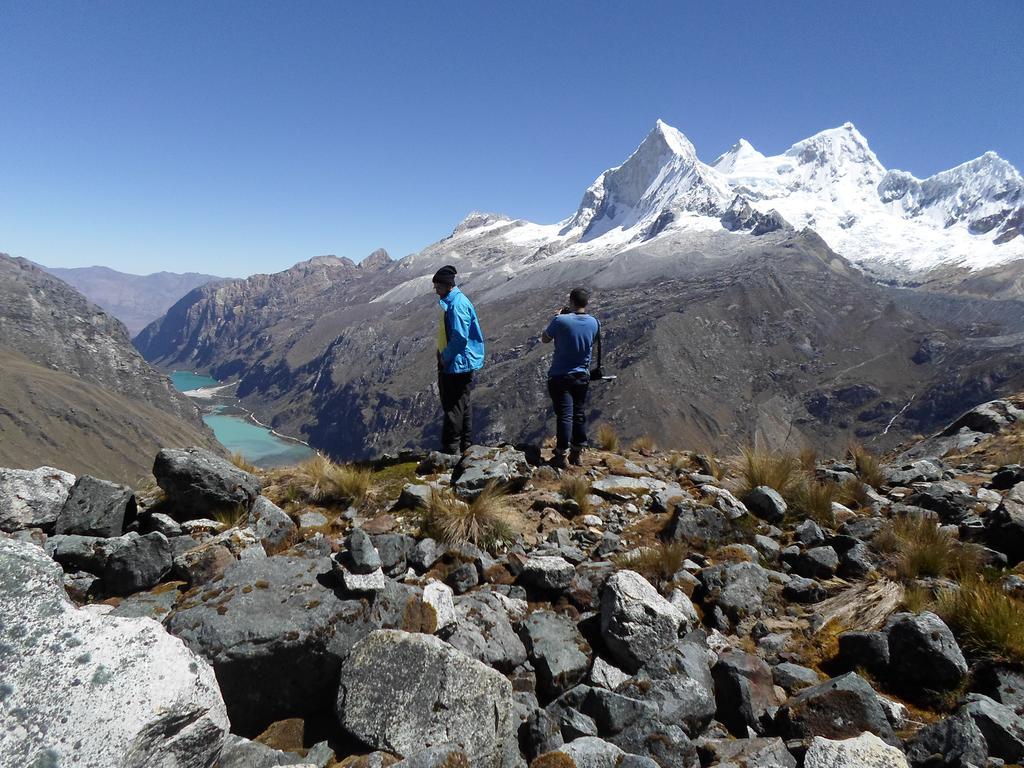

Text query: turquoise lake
(171, 371), (314, 467)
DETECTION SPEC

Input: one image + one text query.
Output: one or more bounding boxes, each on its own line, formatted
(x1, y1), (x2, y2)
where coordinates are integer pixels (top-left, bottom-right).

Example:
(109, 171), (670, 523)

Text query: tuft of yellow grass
(738, 448), (798, 498)
(788, 478), (838, 527)
(874, 515), (979, 581)
(837, 476), (872, 509)
(798, 447), (819, 472)
(559, 475), (593, 516)
(630, 435), (656, 454)
(595, 423), (619, 452)
(211, 503), (248, 529)
(849, 443), (886, 490)
(612, 541), (689, 593)
(294, 454), (371, 506)
(419, 482), (519, 551)
(229, 451), (259, 474)
(937, 576), (1024, 662)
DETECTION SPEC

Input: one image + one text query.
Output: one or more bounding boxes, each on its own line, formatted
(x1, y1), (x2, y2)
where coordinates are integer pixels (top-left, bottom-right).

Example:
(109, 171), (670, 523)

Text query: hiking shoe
(549, 452), (568, 470)
(569, 447), (583, 466)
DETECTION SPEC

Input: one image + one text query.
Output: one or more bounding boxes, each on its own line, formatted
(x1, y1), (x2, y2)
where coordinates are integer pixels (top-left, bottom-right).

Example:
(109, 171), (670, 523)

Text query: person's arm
(541, 315), (558, 344)
(440, 304), (472, 365)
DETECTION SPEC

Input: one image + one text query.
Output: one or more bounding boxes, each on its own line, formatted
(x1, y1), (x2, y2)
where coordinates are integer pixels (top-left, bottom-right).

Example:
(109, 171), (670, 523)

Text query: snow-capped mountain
(413, 119), (1023, 284)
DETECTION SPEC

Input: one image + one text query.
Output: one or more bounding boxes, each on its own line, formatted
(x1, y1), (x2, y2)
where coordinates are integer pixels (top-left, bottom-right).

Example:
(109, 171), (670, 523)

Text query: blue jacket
(438, 286), (485, 374)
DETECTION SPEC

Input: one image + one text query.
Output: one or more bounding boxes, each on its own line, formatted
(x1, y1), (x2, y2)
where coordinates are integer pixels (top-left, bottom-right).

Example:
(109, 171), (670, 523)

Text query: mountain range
(0, 254), (222, 481)
(135, 121), (1024, 460)
(41, 265), (222, 336)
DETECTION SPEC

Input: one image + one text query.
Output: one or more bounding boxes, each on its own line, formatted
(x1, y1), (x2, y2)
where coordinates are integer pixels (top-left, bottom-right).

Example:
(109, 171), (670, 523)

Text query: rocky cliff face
(134, 231), (1024, 461)
(0, 254), (220, 480)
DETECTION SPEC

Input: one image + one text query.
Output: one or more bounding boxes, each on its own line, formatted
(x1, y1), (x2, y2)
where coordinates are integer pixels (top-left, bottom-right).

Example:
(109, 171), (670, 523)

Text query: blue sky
(1, 1), (1021, 277)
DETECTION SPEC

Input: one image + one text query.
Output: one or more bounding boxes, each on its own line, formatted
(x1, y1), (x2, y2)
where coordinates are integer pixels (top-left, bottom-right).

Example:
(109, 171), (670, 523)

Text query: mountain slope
(42, 265), (222, 336)
(0, 254), (221, 480)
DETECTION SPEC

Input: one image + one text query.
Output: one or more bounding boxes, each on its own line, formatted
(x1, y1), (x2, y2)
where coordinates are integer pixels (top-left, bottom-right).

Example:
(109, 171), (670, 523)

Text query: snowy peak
(781, 122), (886, 194)
(562, 119), (729, 240)
(712, 139), (765, 173)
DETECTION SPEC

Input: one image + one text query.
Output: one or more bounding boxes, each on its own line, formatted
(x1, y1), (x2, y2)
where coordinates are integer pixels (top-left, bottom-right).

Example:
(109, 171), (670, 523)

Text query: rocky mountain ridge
(41, 263), (223, 335)
(0, 253), (221, 480)
(5, 395), (1024, 766)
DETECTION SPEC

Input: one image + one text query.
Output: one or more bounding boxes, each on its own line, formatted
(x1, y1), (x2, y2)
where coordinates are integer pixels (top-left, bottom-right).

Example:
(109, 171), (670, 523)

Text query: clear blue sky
(2, 1), (1021, 277)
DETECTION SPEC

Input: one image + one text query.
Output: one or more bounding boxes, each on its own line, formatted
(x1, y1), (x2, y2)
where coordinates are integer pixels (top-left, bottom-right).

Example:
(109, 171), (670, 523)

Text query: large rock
(804, 733), (909, 768)
(0, 465), (75, 531)
(166, 554), (376, 734)
(521, 609), (591, 700)
(447, 590), (528, 671)
(712, 650), (778, 736)
(551, 736), (625, 767)
(217, 734), (318, 767)
(617, 641), (716, 737)
(519, 555), (576, 592)
(246, 496), (297, 554)
(777, 672), (898, 745)
(884, 612), (967, 701)
(696, 561), (773, 625)
(452, 445), (532, 496)
(698, 737), (796, 768)
(744, 486), (787, 523)
(963, 692), (1024, 762)
(45, 532), (129, 574)
(337, 629), (515, 767)
(905, 708), (987, 768)
(0, 537), (228, 766)
(600, 570), (686, 673)
(662, 500), (734, 547)
(153, 446), (262, 517)
(104, 530), (173, 595)
(55, 474), (137, 538)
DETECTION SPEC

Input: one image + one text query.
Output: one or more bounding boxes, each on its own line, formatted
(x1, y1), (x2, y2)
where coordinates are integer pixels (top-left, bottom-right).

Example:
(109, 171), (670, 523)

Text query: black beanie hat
(432, 265), (457, 287)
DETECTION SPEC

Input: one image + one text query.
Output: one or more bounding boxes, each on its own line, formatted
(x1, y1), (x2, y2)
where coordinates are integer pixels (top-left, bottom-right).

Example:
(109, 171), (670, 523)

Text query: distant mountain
(41, 264), (222, 336)
(0, 254), (222, 481)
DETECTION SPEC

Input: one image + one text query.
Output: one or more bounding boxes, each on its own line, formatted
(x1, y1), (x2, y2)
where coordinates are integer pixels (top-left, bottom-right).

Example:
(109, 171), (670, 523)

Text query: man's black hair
(569, 287), (590, 308)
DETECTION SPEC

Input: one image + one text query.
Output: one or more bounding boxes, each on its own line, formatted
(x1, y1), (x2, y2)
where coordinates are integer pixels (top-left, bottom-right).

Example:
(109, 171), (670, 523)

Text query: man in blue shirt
(433, 265), (485, 455)
(542, 287), (600, 469)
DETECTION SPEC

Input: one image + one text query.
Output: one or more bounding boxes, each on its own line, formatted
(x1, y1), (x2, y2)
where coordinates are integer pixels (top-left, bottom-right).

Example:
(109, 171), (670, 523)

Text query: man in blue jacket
(542, 287), (599, 469)
(433, 265), (485, 455)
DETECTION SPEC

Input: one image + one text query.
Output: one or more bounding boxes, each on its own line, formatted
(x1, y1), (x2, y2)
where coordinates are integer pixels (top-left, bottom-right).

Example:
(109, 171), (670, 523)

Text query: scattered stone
(712, 650), (779, 736)
(173, 541), (235, 585)
(337, 630), (515, 766)
(247, 496), (297, 554)
(452, 445), (532, 496)
(520, 708), (563, 761)
(591, 656), (631, 690)
(698, 737), (796, 768)
(777, 672), (898, 745)
(783, 576), (827, 603)
(804, 733), (908, 768)
(884, 612), (967, 701)
(217, 734), (317, 767)
(793, 546), (839, 579)
(696, 561), (773, 625)
(601, 570), (686, 673)
(905, 707), (988, 768)
(744, 486), (787, 523)
(551, 736), (625, 766)
(0, 466), (75, 531)
(146, 511), (184, 537)
(296, 510), (329, 530)
(519, 555), (576, 592)
(446, 562), (479, 594)
(153, 446), (262, 516)
(447, 591), (528, 672)
(521, 610), (590, 700)
(409, 538), (444, 572)
(396, 483), (433, 510)
(772, 663), (820, 694)
(55, 475), (137, 538)
(795, 520), (826, 547)
(104, 531), (172, 595)
(836, 631), (889, 677)
(0, 537), (228, 766)
(662, 500), (733, 546)
(422, 580), (457, 635)
(617, 641), (717, 737)
(963, 693), (1024, 762)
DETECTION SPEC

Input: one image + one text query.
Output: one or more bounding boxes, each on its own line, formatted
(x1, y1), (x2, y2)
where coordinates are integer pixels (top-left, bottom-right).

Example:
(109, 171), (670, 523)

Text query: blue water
(171, 371), (314, 467)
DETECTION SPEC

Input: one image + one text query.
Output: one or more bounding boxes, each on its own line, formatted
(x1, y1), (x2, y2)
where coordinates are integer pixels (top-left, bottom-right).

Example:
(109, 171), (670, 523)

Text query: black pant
(439, 371), (473, 454)
(548, 372), (590, 451)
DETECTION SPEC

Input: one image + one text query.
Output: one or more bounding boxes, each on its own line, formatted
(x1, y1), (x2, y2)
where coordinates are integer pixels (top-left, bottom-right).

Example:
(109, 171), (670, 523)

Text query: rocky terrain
(42, 263), (223, 336)
(0, 253), (222, 480)
(5, 395), (1024, 767)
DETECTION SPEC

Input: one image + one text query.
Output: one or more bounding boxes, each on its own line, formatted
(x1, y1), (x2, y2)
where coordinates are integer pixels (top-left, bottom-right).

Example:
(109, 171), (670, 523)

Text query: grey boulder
(153, 446), (261, 517)
(744, 486), (787, 523)
(337, 629), (515, 767)
(601, 569), (687, 673)
(884, 612), (967, 701)
(55, 474), (137, 538)
(521, 609), (591, 699)
(803, 733), (908, 767)
(447, 590), (528, 671)
(103, 530), (172, 595)
(0, 465), (75, 531)
(0, 537), (228, 767)
(246, 496), (297, 554)
(777, 672), (898, 745)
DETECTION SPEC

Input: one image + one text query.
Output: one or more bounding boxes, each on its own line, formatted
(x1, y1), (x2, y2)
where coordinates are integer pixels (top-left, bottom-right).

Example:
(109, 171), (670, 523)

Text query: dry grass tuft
(631, 435), (657, 454)
(849, 443), (886, 490)
(294, 455), (371, 506)
(595, 423), (619, 452)
(789, 478), (838, 527)
(229, 451), (259, 474)
(799, 447), (819, 472)
(875, 516), (979, 581)
(211, 503), (248, 529)
(698, 454), (728, 482)
(937, 576), (1024, 662)
(738, 448), (798, 497)
(901, 583), (935, 613)
(612, 541), (689, 593)
(837, 476), (872, 509)
(419, 482), (519, 551)
(559, 475), (593, 516)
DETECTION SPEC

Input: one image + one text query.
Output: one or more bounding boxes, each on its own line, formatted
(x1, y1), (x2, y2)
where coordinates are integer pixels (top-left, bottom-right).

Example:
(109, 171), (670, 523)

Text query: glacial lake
(171, 371), (315, 467)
